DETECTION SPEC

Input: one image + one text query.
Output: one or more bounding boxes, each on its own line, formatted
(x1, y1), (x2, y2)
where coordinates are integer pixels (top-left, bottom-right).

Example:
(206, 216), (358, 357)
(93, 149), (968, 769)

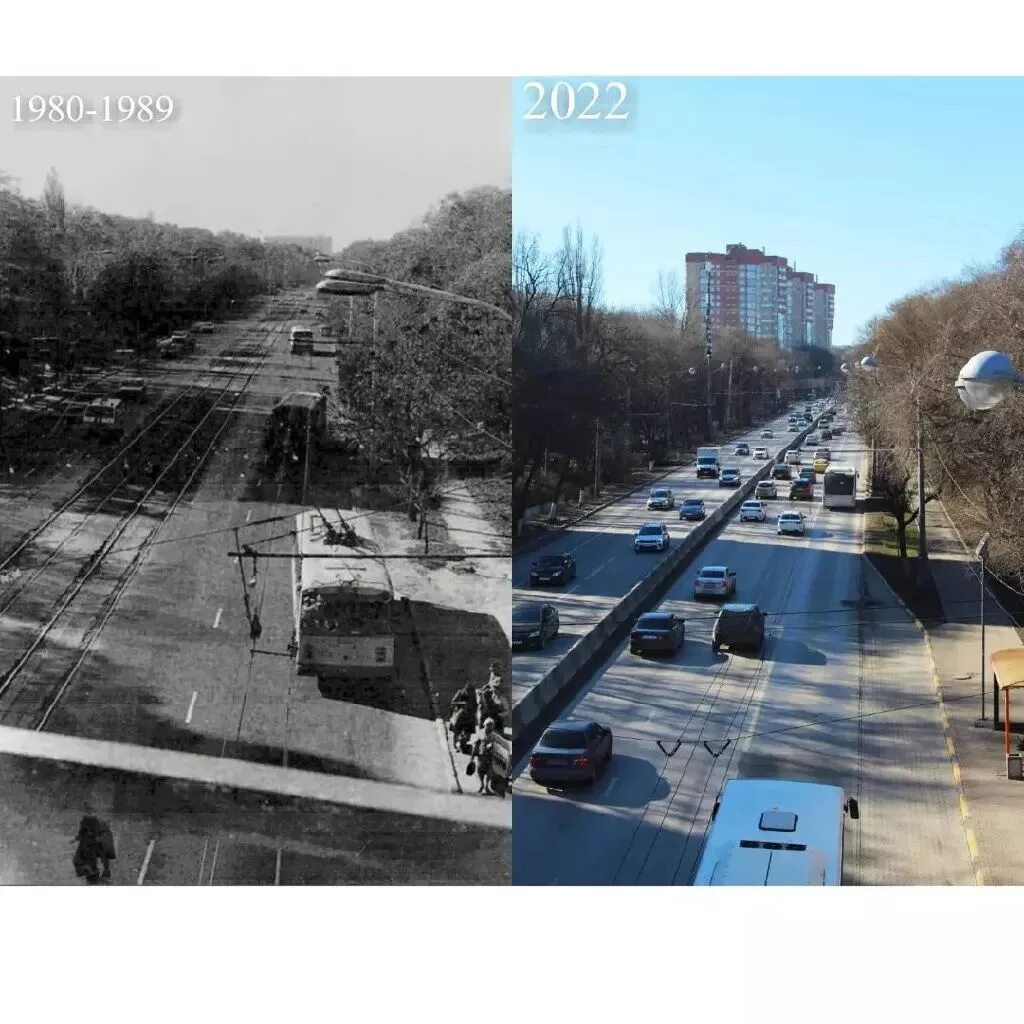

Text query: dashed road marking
(137, 839), (156, 885)
(185, 690), (198, 724)
(213, 607), (222, 629)
(245, 509), (252, 523)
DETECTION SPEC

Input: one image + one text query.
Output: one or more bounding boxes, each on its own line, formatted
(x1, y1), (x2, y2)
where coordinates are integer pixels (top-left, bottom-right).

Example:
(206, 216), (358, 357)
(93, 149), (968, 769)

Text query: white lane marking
(207, 840), (221, 884)
(185, 690), (198, 724)
(137, 839), (156, 885)
(196, 838), (209, 885)
(275, 848), (282, 885)
(213, 607), (222, 629)
(245, 509), (252, 523)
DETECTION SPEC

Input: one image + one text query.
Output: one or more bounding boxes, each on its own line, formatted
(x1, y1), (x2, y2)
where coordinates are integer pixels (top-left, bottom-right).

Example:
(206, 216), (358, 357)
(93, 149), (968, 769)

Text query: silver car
(634, 522), (670, 552)
(753, 446), (769, 460)
(694, 565), (738, 599)
(646, 487), (675, 511)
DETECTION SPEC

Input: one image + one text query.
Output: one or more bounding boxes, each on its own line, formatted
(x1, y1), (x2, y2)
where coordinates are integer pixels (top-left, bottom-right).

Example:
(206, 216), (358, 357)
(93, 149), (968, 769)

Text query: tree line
(845, 238), (1024, 590)
(512, 224), (836, 533)
(0, 167), (319, 373)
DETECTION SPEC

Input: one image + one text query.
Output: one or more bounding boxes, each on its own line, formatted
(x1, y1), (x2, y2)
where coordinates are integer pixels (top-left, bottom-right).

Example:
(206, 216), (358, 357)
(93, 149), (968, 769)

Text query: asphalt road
(512, 426), (976, 885)
(511, 406), (815, 705)
(0, 291), (511, 882)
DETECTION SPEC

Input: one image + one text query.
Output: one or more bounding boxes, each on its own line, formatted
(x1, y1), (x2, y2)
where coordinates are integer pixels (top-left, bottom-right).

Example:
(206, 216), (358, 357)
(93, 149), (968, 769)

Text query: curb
(860, 551), (986, 886)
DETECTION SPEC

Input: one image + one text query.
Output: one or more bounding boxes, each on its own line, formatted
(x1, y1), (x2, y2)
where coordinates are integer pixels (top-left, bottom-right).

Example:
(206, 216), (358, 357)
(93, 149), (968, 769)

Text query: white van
(692, 778), (859, 885)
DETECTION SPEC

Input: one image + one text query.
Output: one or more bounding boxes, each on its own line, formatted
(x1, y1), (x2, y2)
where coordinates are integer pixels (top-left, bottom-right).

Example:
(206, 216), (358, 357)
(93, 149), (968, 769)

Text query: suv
(753, 446), (769, 460)
(712, 603), (766, 655)
(647, 487), (675, 511)
(733, 443), (750, 456)
(785, 450), (801, 466)
(679, 498), (706, 521)
(760, 429), (774, 439)
(512, 602), (560, 650)
(634, 522), (671, 553)
(771, 462), (793, 481)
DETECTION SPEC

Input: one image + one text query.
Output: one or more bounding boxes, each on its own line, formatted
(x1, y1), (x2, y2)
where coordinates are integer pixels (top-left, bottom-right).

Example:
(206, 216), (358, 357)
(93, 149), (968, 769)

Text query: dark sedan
(789, 479), (814, 501)
(630, 612), (684, 656)
(512, 602), (559, 650)
(529, 720), (613, 786)
(529, 553), (577, 587)
(679, 498), (707, 521)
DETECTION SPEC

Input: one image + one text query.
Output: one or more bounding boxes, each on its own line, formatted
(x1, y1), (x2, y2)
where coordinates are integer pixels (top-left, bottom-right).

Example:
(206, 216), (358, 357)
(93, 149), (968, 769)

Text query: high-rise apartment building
(685, 243), (834, 350)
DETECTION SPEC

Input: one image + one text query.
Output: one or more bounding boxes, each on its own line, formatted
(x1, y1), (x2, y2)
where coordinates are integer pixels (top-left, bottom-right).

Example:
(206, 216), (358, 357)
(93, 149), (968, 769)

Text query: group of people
(449, 661), (508, 796)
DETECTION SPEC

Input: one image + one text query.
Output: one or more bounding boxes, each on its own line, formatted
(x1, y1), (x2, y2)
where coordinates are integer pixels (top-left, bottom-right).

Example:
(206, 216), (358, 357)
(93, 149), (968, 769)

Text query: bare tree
(651, 269), (684, 330)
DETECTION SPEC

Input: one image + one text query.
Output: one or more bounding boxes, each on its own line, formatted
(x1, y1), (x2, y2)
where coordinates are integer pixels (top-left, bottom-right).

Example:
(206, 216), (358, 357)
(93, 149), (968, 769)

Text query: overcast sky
(2, 78), (510, 247)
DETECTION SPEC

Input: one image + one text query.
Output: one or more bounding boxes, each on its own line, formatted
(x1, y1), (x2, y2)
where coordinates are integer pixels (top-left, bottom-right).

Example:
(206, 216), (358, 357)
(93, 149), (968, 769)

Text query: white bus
(291, 508), (395, 680)
(289, 325), (314, 355)
(692, 779), (859, 886)
(822, 465), (858, 509)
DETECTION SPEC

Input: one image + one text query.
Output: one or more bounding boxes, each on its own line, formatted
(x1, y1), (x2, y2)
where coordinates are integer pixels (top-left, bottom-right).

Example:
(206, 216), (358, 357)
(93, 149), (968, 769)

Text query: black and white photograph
(0, 77), (511, 885)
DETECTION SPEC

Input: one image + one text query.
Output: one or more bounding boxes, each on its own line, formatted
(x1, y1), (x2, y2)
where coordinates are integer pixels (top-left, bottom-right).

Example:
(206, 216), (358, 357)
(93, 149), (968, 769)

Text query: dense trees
(845, 239), (1024, 589)
(0, 168), (319, 371)
(327, 187), (511, 509)
(512, 225), (836, 532)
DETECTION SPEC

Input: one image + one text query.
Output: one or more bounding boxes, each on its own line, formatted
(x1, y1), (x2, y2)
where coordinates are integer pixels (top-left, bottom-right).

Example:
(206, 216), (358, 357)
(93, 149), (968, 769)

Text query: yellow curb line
(861, 551), (986, 885)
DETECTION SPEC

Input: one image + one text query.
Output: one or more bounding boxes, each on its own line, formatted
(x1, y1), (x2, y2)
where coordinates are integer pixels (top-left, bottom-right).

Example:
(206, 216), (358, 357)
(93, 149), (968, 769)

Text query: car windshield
(682, 500), (701, 508)
(536, 556), (565, 567)
(637, 614), (672, 629)
(651, 490), (669, 498)
(700, 569), (724, 579)
(540, 729), (586, 750)
(781, 514), (800, 521)
(639, 525), (661, 536)
(513, 605), (542, 624)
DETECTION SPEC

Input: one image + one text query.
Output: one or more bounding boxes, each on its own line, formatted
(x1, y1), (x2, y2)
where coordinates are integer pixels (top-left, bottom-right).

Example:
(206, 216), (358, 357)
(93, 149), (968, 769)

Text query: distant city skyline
(2, 78), (510, 248)
(513, 77), (1024, 348)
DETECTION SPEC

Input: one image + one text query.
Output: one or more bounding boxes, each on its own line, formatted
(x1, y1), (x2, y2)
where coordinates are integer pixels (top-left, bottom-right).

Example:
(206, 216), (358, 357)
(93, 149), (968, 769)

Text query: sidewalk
(896, 500), (1024, 884)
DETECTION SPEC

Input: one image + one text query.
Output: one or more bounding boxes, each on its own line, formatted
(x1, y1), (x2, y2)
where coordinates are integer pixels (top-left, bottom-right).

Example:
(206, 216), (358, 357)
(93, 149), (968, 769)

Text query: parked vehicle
(630, 612), (684, 655)
(712, 603), (766, 655)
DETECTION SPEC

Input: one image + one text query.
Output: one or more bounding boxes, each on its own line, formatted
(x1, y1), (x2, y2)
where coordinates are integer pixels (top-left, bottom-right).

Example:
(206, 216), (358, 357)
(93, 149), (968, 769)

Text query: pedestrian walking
(71, 814), (116, 884)
(473, 719), (496, 796)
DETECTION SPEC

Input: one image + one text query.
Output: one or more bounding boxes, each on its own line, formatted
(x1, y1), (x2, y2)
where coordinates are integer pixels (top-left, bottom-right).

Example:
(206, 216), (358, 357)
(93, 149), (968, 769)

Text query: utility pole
(724, 357), (734, 429)
(976, 532), (991, 723)
(704, 261), (714, 442)
(916, 398), (928, 570)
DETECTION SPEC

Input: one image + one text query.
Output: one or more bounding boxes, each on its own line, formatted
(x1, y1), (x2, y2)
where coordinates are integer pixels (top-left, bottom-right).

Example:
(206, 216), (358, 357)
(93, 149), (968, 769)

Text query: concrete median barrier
(512, 416), (825, 748)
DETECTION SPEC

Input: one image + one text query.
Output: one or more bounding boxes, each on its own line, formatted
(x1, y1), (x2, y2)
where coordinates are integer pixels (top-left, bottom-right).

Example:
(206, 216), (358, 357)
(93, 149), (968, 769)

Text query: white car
(739, 500), (767, 522)
(719, 467), (741, 486)
(694, 565), (738, 599)
(785, 450), (801, 465)
(806, 433), (820, 446)
(760, 429), (774, 439)
(777, 512), (806, 536)
(647, 487), (675, 511)
(753, 446), (769, 460)
(634, 522), (671, 552)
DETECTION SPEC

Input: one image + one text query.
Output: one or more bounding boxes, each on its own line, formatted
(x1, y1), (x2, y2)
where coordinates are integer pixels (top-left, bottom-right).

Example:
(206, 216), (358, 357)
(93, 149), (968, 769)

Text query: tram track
(0, 310), (299, 731)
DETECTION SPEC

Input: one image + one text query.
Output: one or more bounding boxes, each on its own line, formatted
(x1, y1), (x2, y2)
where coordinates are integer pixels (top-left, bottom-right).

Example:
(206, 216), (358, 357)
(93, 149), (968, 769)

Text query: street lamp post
(703, 261), (713, 442)
(976, 531), (991, 722)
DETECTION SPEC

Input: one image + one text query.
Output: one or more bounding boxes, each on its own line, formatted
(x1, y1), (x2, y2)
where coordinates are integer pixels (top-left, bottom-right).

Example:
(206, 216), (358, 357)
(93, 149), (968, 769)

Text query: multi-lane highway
(513, 423), (975, 885)
(512, 407), (811, 706)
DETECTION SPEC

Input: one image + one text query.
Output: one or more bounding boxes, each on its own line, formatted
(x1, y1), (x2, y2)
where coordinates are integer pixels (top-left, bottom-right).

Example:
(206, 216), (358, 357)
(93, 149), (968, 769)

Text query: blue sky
(513, 77), (1024, 349)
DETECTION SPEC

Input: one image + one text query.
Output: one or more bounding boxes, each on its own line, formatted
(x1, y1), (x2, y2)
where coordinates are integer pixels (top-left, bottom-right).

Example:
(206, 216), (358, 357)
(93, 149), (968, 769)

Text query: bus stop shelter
(990, 648), (1024, 778)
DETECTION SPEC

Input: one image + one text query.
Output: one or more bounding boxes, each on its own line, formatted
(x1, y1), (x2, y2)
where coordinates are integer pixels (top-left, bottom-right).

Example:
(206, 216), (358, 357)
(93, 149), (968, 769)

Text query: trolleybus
(822, 465), (858, 510)
(692, 778), (859, 886)
(291, 508), (395, 680)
